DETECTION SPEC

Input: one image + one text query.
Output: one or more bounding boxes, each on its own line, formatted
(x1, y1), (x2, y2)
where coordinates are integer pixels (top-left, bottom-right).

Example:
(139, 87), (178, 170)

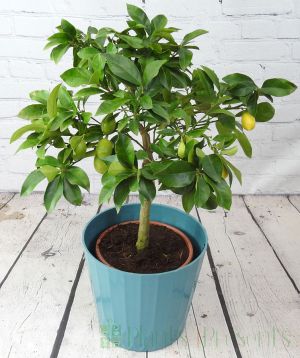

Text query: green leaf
(65, 166), (90, 191)
(127, 4), (150, 29)
(151, 15), (167, 30)
(18, 104), (47, 120)
(50, 44), (70, 64)
(195, 175), (210, 207)
(223, 73), (256, 96)
(256, 102), (275, 122)
(115, 134), (135, 168)
(29, 90), (49, 104)
(140, 95), (153, 109)
(143, 60), (167, 86)
(182, 190), (194, 213)
(201, 65), (220, 90)
(74, 87), (102, 99)
(119, 35), (144, 49)
(261, 78), (297, 97)
(106, 54), (142, 85)
(179, 48), (193, 70)
(202, 154), (223, 183)
(63, 178), (83, 205)
(114, 179), (130, 210)
(139, 177), (156, 201)
(44, 176), (63, 212)
(96, 98), (129, 115)
(77, 47), (99, 59)
(10, 123), (45, 143)
(58, 86), (76, 110)
(182, 29), (208, 45)
(61, 68), (91, 87)
(21, 170), (45, 196)
(61, 19), (76, 37)
(235, 130), (252, 158)
(209, 178), (232, 210)
(40, 165), (60, 182)
(157, 161), (196, 188)
(224, 159), (242, 185)
(47, 84), (61, 118)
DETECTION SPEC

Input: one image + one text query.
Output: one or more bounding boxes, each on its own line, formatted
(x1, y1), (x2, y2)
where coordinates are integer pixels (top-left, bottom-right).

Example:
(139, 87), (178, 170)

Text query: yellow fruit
(222, 167), (229, 179)
(96, 138), (113, 159)
(94, 157), (107, 174)
(241, 112), (256, 131)
(101, 117), (116, 135)
(178, 140), (185, 159)
(108, 161), (127, 176)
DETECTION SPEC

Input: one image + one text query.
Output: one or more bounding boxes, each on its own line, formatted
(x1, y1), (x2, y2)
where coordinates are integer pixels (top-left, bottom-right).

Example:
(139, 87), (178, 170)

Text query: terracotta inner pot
(95, 220), (194, 271)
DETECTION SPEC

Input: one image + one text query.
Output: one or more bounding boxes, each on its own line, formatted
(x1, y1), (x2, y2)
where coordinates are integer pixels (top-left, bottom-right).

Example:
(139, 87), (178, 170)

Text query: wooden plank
(199, 196), (300, 357)
(0, 192), (15, 209)
(288, 195), (300, 213)
(0, 193), (46, 282)
(0, 195), (98, 358)
(130, 195), (236, 358)
(244, 195), (300, 291)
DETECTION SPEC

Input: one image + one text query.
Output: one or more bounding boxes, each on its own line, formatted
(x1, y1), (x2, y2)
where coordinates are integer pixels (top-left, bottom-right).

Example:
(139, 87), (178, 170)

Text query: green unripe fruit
(108, 161), (127, 176)
(101, 117), (116, 135)
(96, 138), (113, 159)
(178, 140), (186, 159)
(94, 157), (107, 174)
(75, 140), (87, 158)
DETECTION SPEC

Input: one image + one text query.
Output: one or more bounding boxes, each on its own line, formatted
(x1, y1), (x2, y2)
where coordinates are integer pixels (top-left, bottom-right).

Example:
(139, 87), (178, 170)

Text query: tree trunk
(135, 126), (153, 252)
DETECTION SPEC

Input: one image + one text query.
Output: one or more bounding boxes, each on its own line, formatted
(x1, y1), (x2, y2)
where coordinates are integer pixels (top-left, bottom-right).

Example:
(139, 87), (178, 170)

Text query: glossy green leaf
(47, 84), (61, 118)
(261, 78), (297, 97)
(256, 102), (275, 122)
(61, 19), (76, 37)
(18, 104), (47, 120)
(61, 68), (91, 87)
(96, 98), (129, 115)
(50, 44), (70, 64)
(115, 134), (135, 168)
(151, 15), (167, 30)
(208, 178), (232, 210)
(10, 123), (45, 143)
(195, 175), (210, 207)
(143, 60), (167, 85)
(29, 90), (49, 104)
(63, 178), (82, 205)
(235, 130), (252, 158)
(140, 95), (153, 109)
(182, 29), (208, 45)
(202, 154), (223, 182)
(182, 190), (195, 213)
(114, 179), (131, 209)
(119, 35), (144, 49)
(40, 165), (60, 182)
(106, 54), (142, 85)
(21, 169), (45, 196)
(127, 4), (150, 29)
(65, 166), (90, 191)
(157, 161), (195, 188)
(44, 176), (63, 212)
(139, 177), (156, 201)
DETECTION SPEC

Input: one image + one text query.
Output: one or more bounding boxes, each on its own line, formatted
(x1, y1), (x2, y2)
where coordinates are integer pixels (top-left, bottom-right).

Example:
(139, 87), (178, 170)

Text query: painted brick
(0, 16), (13, 35)
(277, 20), (300, 39)
(9, 60), (45, 79)
(242, 20), (276, 39)
(14, 16), (57, 38)
(292, 42), (300, 59)
(222, 0), (293, 16)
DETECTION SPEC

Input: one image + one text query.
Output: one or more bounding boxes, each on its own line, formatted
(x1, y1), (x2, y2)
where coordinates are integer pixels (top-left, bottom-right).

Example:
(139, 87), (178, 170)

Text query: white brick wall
(0, 0), (299, 194)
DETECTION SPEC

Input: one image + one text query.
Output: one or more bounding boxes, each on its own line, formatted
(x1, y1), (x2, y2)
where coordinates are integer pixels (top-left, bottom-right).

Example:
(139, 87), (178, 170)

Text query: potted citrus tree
(11, 4), (296, 352)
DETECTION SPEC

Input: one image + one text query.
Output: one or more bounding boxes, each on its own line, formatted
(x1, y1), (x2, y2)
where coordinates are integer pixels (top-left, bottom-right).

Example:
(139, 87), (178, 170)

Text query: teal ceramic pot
(83, 203), (208, 352)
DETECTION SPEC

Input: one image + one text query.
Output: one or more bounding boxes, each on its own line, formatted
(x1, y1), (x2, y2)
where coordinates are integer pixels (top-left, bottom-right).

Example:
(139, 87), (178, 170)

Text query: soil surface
(96, 222), (191, 274)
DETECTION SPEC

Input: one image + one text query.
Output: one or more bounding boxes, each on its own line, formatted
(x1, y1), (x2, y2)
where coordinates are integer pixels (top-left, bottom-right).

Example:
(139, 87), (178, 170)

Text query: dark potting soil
(96, 222), (191, 274)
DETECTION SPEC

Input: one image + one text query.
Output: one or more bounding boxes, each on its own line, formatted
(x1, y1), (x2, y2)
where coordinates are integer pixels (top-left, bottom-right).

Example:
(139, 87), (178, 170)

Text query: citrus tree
(11, 4), (297, 251)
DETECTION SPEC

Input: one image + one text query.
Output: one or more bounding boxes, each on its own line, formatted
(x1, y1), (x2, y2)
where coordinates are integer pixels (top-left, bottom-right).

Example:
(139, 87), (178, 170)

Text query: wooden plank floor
(0, 194), (299, 358)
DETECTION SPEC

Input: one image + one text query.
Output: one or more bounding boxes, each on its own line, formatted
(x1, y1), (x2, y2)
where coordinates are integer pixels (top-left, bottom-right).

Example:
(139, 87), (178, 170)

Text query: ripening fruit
(178, 139), (186, 159)
(94, 157), (107, 174)
(101, 117), (116, 135)
(96, 138), (113, 159)
(222, 167), (229, 179)
(241, 112), (256, 131)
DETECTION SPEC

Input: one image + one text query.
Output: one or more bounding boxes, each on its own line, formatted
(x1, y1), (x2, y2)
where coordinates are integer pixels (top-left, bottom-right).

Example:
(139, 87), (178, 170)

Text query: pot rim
(82, 203), (208, 277)
(95, 220), (194, 270)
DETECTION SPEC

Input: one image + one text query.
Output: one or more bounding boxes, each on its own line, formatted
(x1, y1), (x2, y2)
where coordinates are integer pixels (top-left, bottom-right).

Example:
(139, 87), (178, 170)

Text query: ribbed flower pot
(82, 203), (208, 352)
